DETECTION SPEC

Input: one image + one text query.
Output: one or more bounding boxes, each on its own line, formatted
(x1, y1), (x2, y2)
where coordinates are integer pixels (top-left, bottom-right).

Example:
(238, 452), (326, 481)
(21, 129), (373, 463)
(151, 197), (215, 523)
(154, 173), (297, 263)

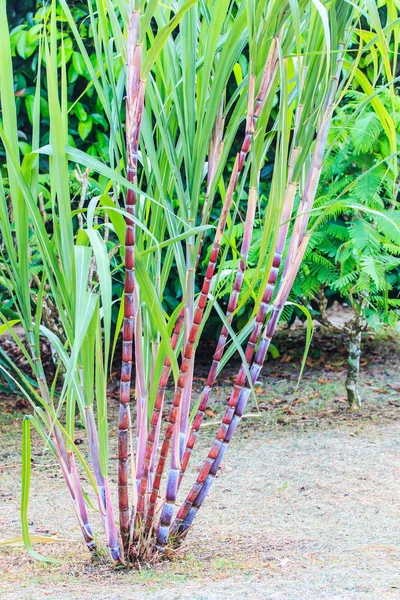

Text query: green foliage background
(8, 3), (110, 159)
(4, 1), (400, 340)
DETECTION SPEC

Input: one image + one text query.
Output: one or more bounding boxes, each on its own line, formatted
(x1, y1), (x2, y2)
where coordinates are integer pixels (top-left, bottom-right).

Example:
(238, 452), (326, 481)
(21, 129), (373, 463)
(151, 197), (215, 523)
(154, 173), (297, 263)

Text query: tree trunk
(346, 330), (362, 409)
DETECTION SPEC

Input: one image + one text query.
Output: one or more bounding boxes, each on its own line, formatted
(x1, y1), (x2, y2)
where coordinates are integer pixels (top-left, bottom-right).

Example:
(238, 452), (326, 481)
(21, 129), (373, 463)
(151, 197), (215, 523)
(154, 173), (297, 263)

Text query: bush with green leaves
(291, 87), (400, 408)
(7, 3), (110, 159)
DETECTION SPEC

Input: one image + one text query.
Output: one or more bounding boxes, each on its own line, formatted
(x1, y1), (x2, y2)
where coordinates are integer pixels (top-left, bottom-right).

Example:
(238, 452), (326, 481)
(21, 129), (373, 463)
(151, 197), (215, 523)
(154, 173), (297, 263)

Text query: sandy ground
(1, 326), (400, 599)
(1, 417), (400, 599)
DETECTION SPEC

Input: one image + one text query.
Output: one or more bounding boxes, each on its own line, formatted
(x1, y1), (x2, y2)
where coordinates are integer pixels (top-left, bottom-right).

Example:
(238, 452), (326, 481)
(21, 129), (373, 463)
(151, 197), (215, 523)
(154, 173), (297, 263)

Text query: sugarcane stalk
(26, 328), (97, 553)
(118, 6), (145, 546)
(154, 43), (280, 546)
(173, 236), (310, 536)
(177, 184), (257, 484)
(177, 104), (226, 459)
(134, 293), (148, 491)
(133, 103), (226, 509)
(178, 234), (196, 458)
(84, 404), (121, 562)
(177, 100), (304, 488)
(68, 451), (96, 552)
(173, 44), (346, 538)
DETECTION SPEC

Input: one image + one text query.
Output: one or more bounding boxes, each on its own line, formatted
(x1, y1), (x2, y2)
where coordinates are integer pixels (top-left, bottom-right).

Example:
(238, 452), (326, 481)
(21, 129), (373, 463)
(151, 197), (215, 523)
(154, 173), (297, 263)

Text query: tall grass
(0, 0), (397, 565)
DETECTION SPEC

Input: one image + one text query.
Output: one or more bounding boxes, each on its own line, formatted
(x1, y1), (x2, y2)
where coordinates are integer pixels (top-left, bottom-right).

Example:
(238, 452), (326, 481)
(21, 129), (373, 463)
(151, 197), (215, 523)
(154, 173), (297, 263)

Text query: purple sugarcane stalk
(67, 451), (96, 552)
(118, 7), (144, 545)
(154, 42), (280, 546)
(85, 405), (121, 562)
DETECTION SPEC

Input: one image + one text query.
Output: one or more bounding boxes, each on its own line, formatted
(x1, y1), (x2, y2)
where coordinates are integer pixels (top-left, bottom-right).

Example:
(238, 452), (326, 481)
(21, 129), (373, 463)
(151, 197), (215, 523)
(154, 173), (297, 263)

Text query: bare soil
(1, 324), (400, 599)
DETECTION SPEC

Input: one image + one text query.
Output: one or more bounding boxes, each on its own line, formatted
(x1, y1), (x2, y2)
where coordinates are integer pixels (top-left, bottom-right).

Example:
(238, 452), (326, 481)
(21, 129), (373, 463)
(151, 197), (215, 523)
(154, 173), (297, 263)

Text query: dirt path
(1, 416), (400, 599)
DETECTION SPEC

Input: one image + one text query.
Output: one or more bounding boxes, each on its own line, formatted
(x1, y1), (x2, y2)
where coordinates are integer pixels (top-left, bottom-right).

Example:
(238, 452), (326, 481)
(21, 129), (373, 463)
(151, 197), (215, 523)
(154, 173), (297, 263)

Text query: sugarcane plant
(0, 0), (397, 567)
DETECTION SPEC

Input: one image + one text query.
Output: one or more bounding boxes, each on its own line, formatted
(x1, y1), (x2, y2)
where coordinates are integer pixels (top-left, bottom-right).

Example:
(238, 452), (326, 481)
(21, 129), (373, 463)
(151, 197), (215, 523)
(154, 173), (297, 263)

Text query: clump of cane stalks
(0, 0), (397, 567)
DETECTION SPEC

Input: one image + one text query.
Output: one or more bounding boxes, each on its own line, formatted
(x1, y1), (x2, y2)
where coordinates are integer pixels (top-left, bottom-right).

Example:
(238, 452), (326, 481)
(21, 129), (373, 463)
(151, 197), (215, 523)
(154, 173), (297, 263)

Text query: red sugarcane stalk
(177, 102), (226, 459)
(173, 236), (310, 536)
(177, 184), (258, 484)
(133, 102), (226, 505)
(134, 299), (148, 490)
(177, 100), (305, 489)
(153, 43), (280, 546)
(173, 48), (345, 537)
(147, 307), (185, 489)
(118, 7), (145, 545)
(195, 101), (225, 270)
